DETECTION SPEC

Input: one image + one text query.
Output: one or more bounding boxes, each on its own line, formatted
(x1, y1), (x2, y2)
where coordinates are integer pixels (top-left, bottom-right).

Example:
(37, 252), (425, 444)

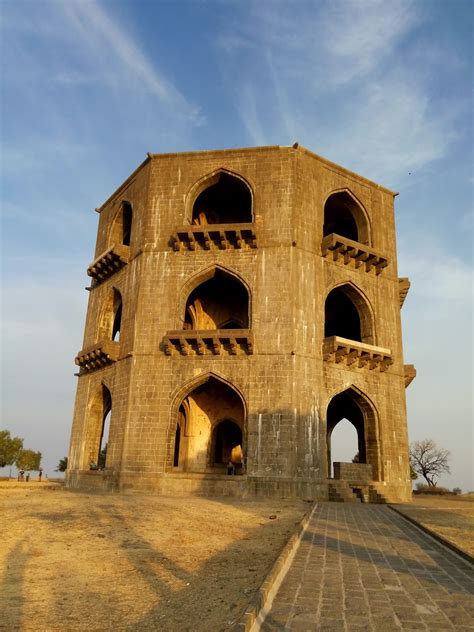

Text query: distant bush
(413, 483), (452, 495)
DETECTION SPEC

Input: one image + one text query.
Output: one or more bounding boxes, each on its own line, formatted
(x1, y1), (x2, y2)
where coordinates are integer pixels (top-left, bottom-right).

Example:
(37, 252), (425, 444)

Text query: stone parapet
(333, 462), (373, 483)
(321, 233), (388, 274)
(75, 340), (120, 374)
(162, 330), (253, 355)
(87, 244), (130, 285)
(323, 336), (393, 371)
(171, 223), (257, 251)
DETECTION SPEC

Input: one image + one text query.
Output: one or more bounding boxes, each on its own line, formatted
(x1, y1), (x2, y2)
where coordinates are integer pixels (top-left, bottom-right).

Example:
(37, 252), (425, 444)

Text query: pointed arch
(82, 382), (112, 470)
(324, 385), (381, 480)
(324, 281), (375, 344)
(323, 188), (371, 245)
(185, 168), (254, 225)
(166, 372), (247, 472)
(177, 265), (251, 330)
(98, 287), (123, 342)
(170, 370), (247, 416)
(110, 200), (133, 247)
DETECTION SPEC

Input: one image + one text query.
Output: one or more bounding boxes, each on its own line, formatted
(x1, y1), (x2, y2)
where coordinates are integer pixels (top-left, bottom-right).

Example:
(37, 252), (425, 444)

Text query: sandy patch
(0, 482), (307, 631)
(393, 494), (474, 556)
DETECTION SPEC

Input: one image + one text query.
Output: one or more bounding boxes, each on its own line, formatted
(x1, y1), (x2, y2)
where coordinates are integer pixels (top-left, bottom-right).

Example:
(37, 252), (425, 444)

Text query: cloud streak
(57, 0), (200, 122)
(219, 0), (461, 186)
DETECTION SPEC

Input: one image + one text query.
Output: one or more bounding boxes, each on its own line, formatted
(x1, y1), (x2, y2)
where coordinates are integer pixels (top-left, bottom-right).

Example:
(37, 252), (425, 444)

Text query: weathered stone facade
(66, 144), (415, 502)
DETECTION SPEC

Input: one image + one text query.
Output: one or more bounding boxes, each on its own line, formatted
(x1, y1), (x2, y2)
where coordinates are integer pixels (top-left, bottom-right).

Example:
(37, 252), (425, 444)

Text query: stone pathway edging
(388, 504), (474, 565)
(233, 503), (319, 632)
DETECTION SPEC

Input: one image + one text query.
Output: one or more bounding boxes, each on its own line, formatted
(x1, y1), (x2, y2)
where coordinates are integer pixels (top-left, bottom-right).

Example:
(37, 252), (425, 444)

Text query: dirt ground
(393, 493), (474, 556)
(0, 482), (308, 632)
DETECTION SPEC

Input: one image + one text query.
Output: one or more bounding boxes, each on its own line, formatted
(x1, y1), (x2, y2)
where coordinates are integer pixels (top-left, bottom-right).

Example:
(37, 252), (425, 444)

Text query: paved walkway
(260, 503), (473, 631)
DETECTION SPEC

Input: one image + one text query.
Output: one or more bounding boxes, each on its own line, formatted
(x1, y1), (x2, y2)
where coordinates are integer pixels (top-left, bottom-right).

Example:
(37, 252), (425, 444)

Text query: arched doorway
(323, 191), (370, 244)
(192, 172), (252, 225)
(212, 420), (243, 466)
(183, 269), (249, 330)
(329, 418), (359, 477)
(171, 376), (246, 473)
(84, 384), (112, 469)
(326, 388), (380, 480)
(324, 284), (374, 345)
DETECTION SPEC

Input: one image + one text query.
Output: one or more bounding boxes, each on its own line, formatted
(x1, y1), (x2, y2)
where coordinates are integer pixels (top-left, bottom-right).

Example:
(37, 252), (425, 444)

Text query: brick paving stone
(259, 503), (474, 631)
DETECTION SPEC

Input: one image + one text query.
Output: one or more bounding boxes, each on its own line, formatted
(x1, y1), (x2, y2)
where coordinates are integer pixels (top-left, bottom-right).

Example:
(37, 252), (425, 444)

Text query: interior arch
(190, 171), (252, 225)
(323, 190), (370, 245)
(110, 201), (133, 247)
(169, 375), (246, 473)
(83, 384), (112, 469)
(324, 283), (375, 344)
(183, 268), (250, 330)
(326, 387), (380, 480)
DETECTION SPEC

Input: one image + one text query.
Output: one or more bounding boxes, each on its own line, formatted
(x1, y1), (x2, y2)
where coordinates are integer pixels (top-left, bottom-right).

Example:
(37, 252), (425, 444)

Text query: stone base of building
(65, 470), (411, 503)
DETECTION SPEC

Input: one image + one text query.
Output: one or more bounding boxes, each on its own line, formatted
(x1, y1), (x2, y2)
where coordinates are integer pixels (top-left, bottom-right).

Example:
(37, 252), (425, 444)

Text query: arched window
(171, 375), (245, 473)
(323, 191), (370, 245)
(192, 173), (252, 225)
(324, 284), (374, 344)
(184, 269), (249, 330)
(110, 201), (133, 246)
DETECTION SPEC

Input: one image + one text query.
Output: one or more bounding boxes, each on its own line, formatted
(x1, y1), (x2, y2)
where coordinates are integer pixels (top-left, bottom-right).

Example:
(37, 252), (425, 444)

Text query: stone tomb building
(66, 144), (415, 503)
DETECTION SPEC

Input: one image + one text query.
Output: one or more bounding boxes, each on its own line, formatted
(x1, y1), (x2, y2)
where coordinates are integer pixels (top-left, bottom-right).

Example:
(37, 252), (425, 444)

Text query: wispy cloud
(218, 0), (462, 186)
(57, 1), (200, 122)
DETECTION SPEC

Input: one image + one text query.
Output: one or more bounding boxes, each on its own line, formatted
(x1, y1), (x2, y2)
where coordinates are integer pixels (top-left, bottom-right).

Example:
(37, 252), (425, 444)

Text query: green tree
(410, 439), (450, 487)
(16, 449), (42, 472)
(56, 456), (68, 472)
(0, 430), (24, 467)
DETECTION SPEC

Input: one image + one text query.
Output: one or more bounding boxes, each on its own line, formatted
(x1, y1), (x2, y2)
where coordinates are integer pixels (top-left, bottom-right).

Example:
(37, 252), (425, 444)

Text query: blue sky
(1, 0), (472, 489)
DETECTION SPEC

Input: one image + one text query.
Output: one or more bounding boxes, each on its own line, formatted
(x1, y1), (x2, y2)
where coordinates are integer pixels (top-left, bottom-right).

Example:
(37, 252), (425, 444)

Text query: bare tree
(410, 439), (450, 487)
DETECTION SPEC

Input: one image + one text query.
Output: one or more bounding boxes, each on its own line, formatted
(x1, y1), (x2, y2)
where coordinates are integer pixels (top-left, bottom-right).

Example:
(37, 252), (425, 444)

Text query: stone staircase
(328, 480), (361, 503)
(327, 480), (388, 504)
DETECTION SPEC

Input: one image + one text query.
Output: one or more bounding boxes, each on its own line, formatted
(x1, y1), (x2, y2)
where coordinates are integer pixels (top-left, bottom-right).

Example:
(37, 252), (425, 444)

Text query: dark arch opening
(192, 173), (252, 225)
(87, 384), (112, 470)
(213, 420), (243, 465)
(184, 270), (249, 330)
(112, 290), (122, 341)
(325, 287), (361, 342)
(173, 423), (181, 467)
(327, 390), (366, 478)
(323, 192), (368, 244)
(122, 202), (132, 246)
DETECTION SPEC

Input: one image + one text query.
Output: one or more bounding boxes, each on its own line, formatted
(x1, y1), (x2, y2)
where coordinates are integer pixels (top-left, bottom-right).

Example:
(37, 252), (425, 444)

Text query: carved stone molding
(399, 278), (411, 308)
(323, 336), (393, 371)
(87, 244), (130, 285)
(172, 224), (257, 251)
(322, 233), (388, 274)
(75, 340), (120, 373)
(404, 364), (416, 387)
(163, 330), (253, 355)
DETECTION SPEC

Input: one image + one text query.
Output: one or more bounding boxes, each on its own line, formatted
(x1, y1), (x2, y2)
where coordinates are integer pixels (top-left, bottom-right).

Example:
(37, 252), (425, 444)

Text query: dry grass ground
(393, 493), (474, 556)
(0, 482), (307, 632)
